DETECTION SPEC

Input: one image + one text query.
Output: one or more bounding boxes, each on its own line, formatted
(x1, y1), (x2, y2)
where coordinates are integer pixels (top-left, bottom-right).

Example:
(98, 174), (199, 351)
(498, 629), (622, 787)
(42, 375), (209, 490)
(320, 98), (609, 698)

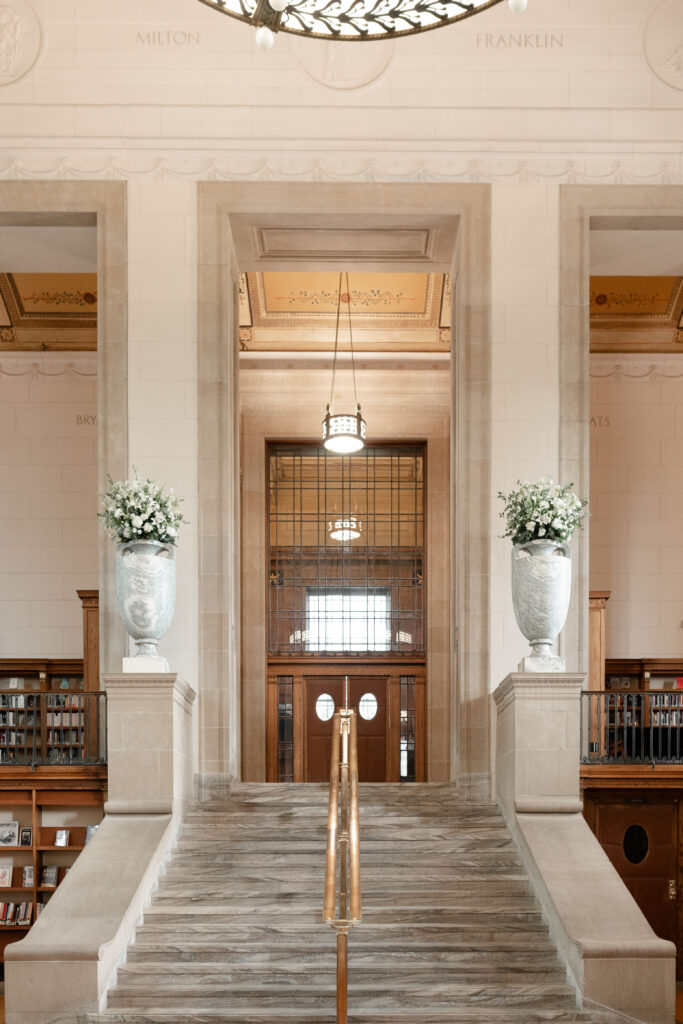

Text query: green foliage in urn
(99, 471), (187, 545)
(498, 477), (588, 546)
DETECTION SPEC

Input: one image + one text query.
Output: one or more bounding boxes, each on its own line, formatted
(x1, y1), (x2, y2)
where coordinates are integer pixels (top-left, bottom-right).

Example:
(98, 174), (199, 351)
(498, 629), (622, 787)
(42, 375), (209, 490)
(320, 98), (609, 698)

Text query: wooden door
(593, 802), (679, 960)
(304, 675), (389, 782)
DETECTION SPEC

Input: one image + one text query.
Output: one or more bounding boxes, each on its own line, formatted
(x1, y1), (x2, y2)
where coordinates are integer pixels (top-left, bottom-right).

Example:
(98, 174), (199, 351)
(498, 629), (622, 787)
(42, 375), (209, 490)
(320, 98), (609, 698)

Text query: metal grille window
(268, 443), (424, 655)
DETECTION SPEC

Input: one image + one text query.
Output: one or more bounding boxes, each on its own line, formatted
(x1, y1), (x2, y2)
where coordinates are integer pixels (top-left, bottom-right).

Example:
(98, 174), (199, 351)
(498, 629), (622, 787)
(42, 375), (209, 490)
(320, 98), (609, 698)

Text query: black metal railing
(0, 691), (107, 767)
(581, 691), (683, 765)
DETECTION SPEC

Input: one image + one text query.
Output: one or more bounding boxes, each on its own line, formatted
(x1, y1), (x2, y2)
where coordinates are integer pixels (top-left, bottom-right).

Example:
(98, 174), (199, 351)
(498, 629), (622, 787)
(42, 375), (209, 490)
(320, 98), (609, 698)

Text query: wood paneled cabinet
(605, 659), (683, 693)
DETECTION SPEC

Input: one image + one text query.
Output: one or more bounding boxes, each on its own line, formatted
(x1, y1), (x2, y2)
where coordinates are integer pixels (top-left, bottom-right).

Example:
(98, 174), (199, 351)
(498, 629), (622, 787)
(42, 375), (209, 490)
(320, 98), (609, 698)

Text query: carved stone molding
(0, 154), (681, 185)
(590, 354), (683, 381)
(0, 351), (97, 377)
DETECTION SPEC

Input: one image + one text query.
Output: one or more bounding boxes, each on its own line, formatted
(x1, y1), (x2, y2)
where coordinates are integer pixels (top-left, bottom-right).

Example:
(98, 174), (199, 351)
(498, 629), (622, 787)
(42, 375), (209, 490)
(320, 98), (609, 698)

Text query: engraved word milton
(136, 30), (200, 47)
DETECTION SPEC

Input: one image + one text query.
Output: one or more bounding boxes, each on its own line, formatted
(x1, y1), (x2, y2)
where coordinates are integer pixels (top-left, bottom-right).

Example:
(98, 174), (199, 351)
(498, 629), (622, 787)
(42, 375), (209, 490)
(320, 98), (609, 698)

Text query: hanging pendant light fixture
(322, 272), (366, 455)
(328, 515), (362, 542)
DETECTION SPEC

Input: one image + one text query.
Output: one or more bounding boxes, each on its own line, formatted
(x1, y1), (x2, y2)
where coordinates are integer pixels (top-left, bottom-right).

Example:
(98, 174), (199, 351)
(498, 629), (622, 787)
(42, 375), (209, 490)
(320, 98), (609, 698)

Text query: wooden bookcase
(0, 660), (105, 766)
(605, 658), (683, 692)
(0, 774), (106, 962)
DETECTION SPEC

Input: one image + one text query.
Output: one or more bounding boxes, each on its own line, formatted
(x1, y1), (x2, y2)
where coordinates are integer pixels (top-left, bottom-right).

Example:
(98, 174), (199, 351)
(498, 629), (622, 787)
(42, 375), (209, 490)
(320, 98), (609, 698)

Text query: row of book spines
(0, 901), (37, 926)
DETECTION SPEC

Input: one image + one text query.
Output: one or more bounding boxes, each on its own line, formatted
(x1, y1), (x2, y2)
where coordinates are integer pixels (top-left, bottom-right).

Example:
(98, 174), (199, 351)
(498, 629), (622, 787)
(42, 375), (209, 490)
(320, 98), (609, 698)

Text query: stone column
(103, 672), (196, 814)
(127, 180), (200, 695)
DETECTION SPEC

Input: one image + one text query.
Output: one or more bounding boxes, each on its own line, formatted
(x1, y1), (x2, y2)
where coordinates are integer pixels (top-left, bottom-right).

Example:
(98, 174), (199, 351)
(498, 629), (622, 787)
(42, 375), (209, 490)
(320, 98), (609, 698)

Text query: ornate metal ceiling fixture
(322, 273), (366, 455)
(197, 0), (527, 48)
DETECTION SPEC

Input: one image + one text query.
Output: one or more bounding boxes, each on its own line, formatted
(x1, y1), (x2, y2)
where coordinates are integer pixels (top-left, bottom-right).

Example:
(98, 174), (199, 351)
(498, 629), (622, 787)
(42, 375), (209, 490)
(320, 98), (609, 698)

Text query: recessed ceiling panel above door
(239, 271), (451, 352)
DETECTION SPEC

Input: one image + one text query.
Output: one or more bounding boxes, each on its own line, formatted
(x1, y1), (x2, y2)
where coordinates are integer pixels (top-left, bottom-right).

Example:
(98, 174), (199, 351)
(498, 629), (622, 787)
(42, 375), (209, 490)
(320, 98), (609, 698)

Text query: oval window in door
(358, 693), (378, 721)
(315, 693), (335, 722)
(623, 824), (649, 865)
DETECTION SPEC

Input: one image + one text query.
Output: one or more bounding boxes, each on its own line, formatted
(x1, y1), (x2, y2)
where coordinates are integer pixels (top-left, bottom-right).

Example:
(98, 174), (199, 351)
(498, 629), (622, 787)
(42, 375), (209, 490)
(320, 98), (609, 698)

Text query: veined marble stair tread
(88, 784), (626, 1024)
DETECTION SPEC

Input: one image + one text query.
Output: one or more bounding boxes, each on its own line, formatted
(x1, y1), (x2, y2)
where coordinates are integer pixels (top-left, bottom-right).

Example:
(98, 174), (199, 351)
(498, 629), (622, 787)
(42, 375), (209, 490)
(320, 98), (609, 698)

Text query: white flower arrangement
(498, 477), (587, 546)
(99, 471), (187, 546)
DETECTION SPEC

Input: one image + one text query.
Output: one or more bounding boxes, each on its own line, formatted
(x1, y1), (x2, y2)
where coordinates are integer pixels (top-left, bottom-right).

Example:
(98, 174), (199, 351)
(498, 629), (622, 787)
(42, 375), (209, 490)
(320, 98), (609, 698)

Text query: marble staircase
(88, 784), (631, 1024)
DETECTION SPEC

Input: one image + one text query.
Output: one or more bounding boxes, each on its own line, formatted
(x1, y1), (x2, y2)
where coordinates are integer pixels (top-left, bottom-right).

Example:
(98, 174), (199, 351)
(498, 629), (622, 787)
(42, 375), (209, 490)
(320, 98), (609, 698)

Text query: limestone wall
(0, 354), (97, 658)
(0, 0), (680, 184)
(590, 355), (683, 658)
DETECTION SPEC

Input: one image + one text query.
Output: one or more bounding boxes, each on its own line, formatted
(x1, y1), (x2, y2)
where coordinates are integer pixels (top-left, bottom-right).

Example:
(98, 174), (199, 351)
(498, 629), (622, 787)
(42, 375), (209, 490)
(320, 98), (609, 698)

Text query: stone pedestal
(103, 672), (196, 814)
(122, 654), (170, 673)
(494, 672), (584, 816)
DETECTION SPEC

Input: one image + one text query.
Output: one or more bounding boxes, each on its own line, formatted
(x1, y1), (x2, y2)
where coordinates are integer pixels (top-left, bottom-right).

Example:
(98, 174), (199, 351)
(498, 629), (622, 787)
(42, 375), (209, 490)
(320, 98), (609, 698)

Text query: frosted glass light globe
(255, 25), (276, 48)
(508, 0), (528, 10)
(270, 0), (288, 12)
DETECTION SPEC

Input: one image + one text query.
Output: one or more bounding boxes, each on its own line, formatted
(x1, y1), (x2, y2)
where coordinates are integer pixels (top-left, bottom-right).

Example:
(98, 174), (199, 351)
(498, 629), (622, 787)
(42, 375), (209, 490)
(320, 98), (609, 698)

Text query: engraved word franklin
(476, 32), (564, 49)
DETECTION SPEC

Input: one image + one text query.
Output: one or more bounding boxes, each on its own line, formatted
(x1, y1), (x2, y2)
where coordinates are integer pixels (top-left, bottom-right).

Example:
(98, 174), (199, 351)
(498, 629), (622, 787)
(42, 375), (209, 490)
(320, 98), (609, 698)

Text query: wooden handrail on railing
(324, 707), (361, 1024)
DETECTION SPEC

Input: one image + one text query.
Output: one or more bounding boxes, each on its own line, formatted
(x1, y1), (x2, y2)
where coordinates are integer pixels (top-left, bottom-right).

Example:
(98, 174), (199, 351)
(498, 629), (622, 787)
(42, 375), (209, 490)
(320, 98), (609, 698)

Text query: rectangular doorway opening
(266, 442), (426, 782)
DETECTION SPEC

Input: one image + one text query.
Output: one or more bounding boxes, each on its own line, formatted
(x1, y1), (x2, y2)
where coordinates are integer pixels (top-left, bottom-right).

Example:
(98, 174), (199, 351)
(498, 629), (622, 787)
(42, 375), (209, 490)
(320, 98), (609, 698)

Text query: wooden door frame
(266, 657), (425, 782)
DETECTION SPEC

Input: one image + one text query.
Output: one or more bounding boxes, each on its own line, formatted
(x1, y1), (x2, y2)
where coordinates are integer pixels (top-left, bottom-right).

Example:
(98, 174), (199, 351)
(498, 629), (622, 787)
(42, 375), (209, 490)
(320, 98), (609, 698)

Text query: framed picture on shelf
(84, 824), (99, 846)
(41, 865), (58, 888)
(19, 826), (32, 847)
(0, 866), (12, 887)
(54, 829), (69, 848)
(0, 822), (19, 846)
(22, 865), (33, 888)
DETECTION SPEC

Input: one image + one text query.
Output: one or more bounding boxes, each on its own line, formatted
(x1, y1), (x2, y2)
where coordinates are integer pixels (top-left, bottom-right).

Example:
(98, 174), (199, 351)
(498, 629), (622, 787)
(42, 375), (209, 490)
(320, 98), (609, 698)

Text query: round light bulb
(270, 0), (288, 11)
(508, 0), (527, 10)
(255, 25), (276, 49)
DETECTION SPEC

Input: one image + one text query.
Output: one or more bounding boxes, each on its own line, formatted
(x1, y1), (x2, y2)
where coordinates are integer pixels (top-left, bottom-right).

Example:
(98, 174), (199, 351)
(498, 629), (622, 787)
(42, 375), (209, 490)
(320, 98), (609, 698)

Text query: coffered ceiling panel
(230, 214), (459, 272)
(590, 276), (683, 353)
(0, 273), (97, 351)
(239, 271), (450, 352)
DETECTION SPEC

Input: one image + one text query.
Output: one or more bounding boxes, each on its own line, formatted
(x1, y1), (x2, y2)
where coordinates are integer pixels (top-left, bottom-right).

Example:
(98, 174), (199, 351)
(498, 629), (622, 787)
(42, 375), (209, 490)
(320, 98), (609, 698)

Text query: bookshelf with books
(0, 782), (105, 962)
(0, 659), (106, 766)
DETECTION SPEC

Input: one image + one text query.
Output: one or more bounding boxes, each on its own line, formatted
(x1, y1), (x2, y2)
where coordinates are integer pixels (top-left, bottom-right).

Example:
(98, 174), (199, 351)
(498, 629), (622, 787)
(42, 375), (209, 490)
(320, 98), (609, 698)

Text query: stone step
(97, 785), (600, 1021)
(88, 1013), (625, 1024)
(129, 934), (558, 954)
(115, 963), (566, 986)
(157, 876), (532, 892)
(151, 891), (538, 911)
(107, 981), (577, 1010)
(125, 944), (561, 966)
(140, 907), (547, 928)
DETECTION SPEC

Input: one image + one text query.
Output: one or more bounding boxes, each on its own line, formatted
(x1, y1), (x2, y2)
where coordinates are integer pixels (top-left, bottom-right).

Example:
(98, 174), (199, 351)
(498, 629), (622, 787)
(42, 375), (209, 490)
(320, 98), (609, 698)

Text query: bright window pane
(306, 590), (390, 653)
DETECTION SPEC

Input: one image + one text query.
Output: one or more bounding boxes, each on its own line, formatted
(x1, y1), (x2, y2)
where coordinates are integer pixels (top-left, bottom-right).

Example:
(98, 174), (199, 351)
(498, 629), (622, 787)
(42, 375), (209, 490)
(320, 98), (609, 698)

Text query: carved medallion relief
(644, 0), (683, 90)
(0, 0), (41, 85)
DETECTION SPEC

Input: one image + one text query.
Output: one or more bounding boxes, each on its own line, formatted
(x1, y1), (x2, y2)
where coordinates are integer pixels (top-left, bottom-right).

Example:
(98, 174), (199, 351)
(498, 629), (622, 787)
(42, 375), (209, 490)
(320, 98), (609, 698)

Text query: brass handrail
(323, 707), (361, 1024)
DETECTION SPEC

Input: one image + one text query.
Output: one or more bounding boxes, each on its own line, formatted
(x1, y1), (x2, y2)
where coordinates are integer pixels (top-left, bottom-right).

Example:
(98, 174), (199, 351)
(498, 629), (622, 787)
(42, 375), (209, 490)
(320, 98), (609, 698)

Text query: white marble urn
(115, 540), (176, 658)
(511, 538), (571, 673)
